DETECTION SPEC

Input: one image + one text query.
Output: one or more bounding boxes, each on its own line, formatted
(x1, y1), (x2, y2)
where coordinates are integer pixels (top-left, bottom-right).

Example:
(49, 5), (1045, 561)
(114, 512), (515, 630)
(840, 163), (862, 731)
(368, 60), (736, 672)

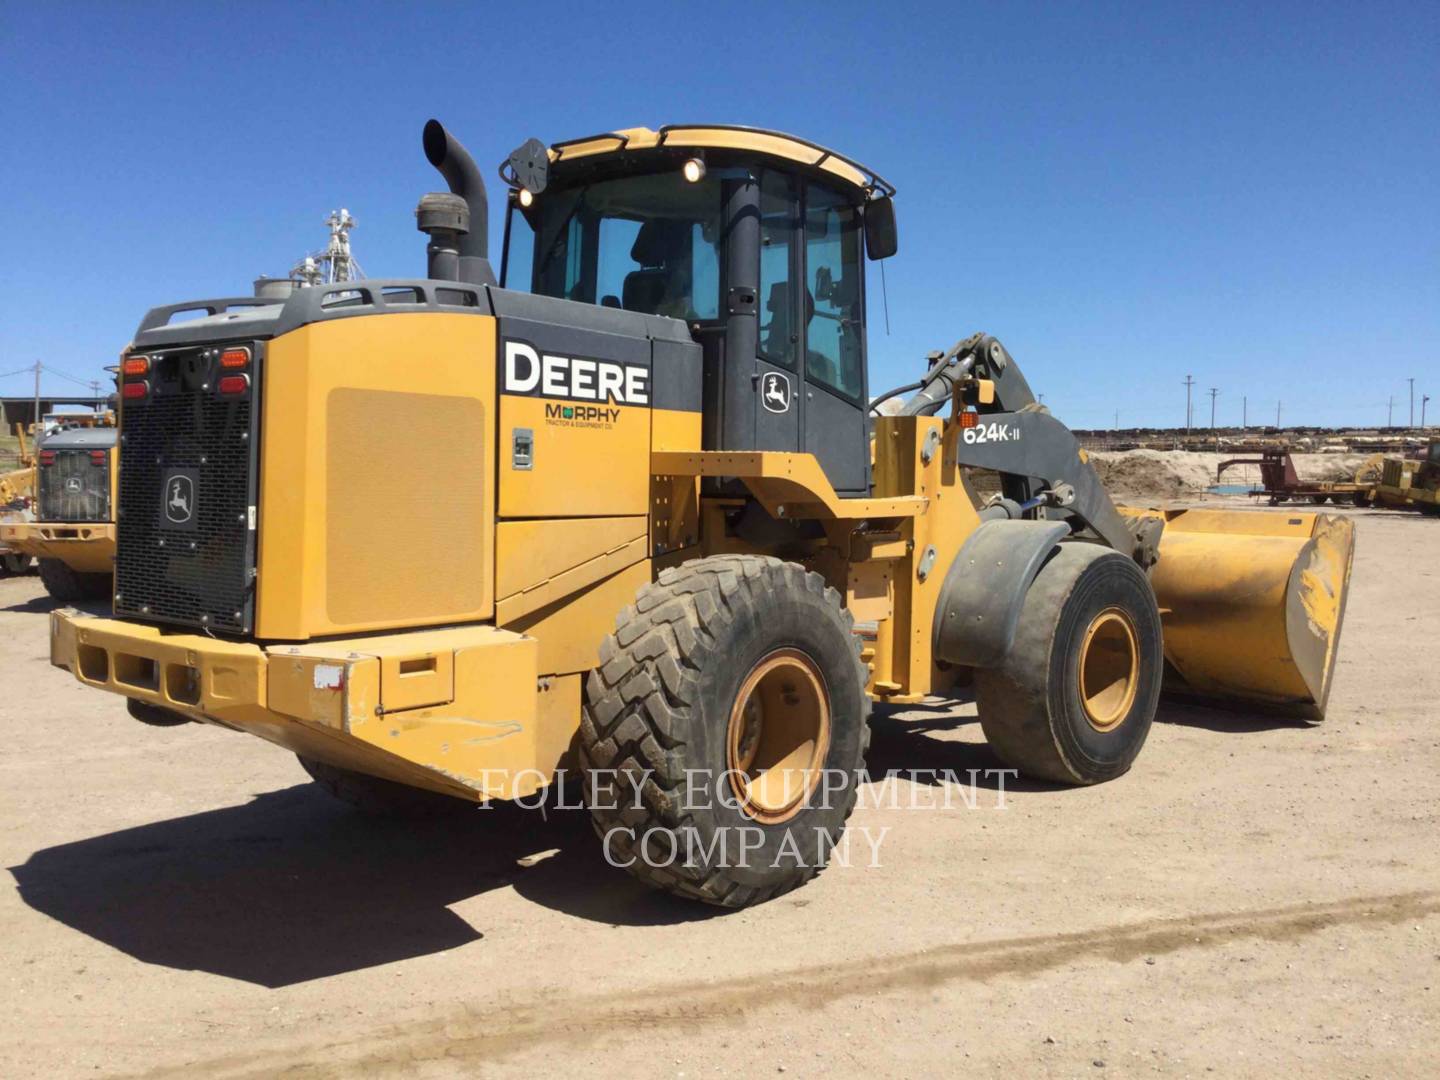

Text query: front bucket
(1145, 508), (1355, 720)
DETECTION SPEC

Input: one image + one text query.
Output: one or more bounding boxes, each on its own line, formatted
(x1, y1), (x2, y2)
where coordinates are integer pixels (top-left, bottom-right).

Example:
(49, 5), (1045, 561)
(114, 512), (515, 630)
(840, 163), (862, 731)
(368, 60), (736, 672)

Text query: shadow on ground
(9, 691), (1311, 987)
(9, 782), (717, 988)
(0, 591), (109, 616)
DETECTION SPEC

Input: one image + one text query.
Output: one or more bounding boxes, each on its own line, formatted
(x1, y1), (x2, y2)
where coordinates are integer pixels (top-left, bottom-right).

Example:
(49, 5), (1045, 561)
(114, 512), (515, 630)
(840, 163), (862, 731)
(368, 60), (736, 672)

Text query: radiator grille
(114, 344), (260, 634)
(37, 451), (110, 522)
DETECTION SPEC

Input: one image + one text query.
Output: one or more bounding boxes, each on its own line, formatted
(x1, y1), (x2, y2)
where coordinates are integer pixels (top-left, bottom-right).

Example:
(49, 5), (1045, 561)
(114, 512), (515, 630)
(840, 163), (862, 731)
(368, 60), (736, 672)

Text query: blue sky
(1, 1), (1435, 428)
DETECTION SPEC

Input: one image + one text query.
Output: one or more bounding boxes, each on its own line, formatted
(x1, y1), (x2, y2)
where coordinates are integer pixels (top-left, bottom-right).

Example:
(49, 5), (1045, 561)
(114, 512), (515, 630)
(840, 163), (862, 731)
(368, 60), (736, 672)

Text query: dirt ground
(1, 503), (1437, 1078)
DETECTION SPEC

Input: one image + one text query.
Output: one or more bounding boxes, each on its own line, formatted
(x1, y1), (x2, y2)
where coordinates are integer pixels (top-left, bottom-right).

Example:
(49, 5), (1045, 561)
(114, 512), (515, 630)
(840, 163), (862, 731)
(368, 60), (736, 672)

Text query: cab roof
(542, 125), (896, 199)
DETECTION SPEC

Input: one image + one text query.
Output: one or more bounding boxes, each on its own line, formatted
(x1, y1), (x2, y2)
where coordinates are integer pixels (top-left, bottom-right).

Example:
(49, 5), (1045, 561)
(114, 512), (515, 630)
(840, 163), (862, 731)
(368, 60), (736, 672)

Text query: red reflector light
(959, 411), (978, 428)
(90, 450), (107, 465)
(218, 374), (249, 395)
(122, 356), (150, 377)
(219, 347), (251, 369)
(39, 451), (55, 466)
(122, 381), (148, 400)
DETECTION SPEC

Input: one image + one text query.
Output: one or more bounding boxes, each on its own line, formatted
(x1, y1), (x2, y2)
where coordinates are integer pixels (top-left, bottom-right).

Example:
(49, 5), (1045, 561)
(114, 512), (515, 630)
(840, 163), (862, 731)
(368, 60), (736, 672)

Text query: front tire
(580, 555), (870, 908)
(976, 544), (1162, 785)
(37, 559), (110, 601)
(2, 552), (32, 575)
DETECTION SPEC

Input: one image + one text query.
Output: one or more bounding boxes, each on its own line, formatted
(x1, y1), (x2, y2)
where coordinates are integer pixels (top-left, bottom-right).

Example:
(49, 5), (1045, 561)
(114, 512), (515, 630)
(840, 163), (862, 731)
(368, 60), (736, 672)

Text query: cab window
(758, 170), (799, 369)
(530, 171), (722, 321)
(803, 185), (863, 400)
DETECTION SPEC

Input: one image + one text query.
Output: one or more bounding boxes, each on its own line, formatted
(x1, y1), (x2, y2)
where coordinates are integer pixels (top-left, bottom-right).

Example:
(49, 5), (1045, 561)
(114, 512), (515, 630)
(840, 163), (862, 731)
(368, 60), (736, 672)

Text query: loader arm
(902, 332), (1146, 559)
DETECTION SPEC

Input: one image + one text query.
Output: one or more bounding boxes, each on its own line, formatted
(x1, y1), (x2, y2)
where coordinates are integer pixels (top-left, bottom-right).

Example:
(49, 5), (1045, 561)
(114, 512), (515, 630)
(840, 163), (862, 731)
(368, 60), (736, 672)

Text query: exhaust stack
(420, 119), (496, 287)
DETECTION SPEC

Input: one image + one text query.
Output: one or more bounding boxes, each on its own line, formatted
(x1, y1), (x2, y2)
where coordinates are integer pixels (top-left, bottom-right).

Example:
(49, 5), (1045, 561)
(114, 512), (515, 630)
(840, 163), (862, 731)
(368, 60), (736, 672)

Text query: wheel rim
(726, 648), (831, 825)
(1078, 608), (1140, 732)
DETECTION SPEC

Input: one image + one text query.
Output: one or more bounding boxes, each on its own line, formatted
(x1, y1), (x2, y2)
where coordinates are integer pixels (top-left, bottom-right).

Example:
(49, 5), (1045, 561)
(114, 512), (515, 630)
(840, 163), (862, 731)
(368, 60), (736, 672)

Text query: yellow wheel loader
(0, 423), (116, 598)
(48, 121), (1355, 906)
(1372, 437), (1440, 514)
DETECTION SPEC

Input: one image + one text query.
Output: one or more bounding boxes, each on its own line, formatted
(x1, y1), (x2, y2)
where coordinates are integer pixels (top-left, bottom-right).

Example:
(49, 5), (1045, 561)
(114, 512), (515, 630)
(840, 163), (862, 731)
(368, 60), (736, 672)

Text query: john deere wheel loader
(1, 422), (116, 598)
(48, 120), (1355, 906)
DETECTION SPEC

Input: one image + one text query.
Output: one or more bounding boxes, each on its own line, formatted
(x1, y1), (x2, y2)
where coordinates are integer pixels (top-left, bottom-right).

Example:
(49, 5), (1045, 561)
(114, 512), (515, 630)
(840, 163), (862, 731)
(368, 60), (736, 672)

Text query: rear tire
(976, 544), (1162, 785)
(2, 552), (32, 575)
(38, 558), (110, 601)
(580, 555), (870, 908)
(297, 755), (472, 817)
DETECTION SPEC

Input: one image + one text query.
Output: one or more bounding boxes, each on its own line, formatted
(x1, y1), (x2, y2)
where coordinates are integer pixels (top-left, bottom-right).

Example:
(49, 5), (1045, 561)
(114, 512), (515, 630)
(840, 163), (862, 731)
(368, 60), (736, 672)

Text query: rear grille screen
(38, 451), (110, 522)
(114, 344), (261, 634)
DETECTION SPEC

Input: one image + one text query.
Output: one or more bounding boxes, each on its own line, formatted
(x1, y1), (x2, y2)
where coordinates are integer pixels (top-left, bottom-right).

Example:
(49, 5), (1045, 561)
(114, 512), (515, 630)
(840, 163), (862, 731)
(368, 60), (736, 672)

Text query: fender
(932, 519), (1071, 668)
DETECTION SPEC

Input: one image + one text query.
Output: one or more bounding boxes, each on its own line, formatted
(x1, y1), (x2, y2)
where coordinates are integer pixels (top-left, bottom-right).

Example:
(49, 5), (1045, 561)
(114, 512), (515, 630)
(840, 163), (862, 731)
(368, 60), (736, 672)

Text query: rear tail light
(122, 356), (150, 377)
(39, 451), (55, 466)
(218, 374), (249, 396)
(122, 381), (148, 400)
(219, 347), (251, 370)
(90, 450), (108, 466)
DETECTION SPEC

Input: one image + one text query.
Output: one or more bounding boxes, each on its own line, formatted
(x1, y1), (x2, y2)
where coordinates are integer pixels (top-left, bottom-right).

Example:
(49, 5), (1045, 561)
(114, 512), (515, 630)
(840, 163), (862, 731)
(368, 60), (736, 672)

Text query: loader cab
(500, 126), (897, 497)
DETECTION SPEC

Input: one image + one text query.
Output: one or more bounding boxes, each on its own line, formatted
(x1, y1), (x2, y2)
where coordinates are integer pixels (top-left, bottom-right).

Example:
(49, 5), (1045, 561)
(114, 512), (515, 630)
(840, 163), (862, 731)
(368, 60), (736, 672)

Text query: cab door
(753, 169), (802, 453)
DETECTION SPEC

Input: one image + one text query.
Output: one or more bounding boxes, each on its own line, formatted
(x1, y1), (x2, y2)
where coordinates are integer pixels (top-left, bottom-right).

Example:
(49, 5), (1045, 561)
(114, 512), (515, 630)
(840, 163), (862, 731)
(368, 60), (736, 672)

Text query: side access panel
(496, 319), (652, 518)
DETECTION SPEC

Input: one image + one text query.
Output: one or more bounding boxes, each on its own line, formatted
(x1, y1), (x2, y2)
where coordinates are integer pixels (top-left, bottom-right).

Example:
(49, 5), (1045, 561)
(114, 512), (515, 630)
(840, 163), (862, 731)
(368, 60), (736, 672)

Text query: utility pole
(1276, 400), (1281, 428)
(1242, 395), (1247, 431)
(1409, 377), (1415, 428)
(1209, 388), (1219, 450)
(1183, 375), (1195, 434)
(33, 360), (41, 438)
(1114, 409), (1119, 430)
(1388, 395), (1394, 427)
(1424, 394), (1431, 429)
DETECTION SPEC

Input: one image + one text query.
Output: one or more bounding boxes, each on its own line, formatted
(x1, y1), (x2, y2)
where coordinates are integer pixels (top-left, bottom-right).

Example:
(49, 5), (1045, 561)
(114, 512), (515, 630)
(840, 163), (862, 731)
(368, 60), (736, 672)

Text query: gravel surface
(1, 503), (1436, 1077)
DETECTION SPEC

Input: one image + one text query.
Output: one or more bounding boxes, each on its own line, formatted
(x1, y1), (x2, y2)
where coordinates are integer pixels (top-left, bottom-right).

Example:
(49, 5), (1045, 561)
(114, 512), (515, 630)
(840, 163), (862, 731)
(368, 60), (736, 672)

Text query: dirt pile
(1090, 450), (1370, 499)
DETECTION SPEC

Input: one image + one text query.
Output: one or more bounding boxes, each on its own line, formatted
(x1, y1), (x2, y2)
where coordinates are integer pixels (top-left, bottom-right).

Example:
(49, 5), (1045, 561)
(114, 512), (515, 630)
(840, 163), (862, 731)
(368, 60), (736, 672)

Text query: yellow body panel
(256, 313), (496, 640)
(0, 521), (115, 573)
(870, 416), (983, 698)
(53, 611), (556, 801)
(496, 515), (647, 602)
(498, 394), (649, 518)
(503, 559), (652, 676)
(653, 450), (927, 520)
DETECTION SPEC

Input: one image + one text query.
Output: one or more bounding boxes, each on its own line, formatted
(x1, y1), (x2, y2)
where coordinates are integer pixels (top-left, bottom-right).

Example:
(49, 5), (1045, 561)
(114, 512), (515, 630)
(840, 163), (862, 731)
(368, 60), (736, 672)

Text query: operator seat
(622, 220), (685, 315)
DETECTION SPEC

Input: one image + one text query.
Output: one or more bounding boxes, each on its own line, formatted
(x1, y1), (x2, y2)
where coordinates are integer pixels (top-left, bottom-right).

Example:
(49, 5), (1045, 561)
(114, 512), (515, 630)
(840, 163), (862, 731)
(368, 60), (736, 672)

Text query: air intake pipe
(420, 119), (497, 287)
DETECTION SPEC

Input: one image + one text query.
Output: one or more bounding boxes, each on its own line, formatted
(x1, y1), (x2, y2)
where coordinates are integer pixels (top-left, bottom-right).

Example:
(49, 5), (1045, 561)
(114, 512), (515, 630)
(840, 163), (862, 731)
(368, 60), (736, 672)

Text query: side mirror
(864, 196), (898, 260)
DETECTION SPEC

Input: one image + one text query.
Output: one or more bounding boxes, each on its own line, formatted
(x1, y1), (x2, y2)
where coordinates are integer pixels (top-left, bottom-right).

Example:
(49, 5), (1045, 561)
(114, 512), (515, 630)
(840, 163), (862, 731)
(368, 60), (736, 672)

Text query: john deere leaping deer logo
(761, 371), (792, 414)
(164, 475), (194, 524)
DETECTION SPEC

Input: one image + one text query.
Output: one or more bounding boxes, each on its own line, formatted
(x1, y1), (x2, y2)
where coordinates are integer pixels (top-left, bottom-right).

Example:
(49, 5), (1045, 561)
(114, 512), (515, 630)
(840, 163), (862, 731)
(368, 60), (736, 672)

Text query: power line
(41, 364), (100, 388)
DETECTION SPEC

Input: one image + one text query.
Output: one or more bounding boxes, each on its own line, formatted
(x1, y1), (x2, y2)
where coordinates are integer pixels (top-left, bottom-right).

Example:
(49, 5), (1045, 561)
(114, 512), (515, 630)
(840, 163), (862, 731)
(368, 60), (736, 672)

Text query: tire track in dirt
(138, 889), (1440, 1078)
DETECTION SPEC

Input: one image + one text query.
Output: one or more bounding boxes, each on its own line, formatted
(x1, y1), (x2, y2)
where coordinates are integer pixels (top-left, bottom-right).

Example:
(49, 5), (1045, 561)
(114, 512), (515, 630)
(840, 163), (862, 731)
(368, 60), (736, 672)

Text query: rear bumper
(0, 521), (114, 572)
(50, 609), (572, 801)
